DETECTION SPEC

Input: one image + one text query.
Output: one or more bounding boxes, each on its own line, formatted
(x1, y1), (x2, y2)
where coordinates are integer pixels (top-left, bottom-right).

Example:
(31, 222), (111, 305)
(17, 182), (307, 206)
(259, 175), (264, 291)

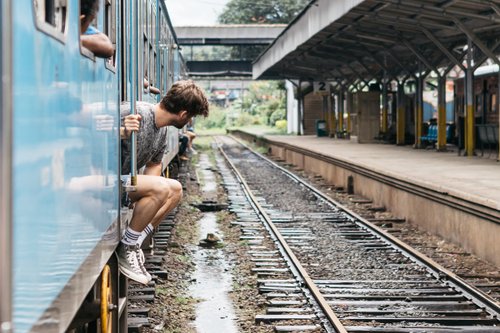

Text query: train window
(104, 0), (117, 70)
(491, 93), (497, 113)
(33, 0), (68, 42)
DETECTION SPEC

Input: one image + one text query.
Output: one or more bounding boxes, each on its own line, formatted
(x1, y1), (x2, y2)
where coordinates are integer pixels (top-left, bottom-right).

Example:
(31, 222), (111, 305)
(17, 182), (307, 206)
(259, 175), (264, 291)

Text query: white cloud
(165, 0), (230, 26)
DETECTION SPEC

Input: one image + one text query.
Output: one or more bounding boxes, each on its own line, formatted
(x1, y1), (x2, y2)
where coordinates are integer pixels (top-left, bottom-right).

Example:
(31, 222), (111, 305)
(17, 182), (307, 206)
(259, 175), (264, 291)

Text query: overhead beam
(453, 18), (500, 66)
(401, 38), (438, 73)
(421, 27), (466, 71)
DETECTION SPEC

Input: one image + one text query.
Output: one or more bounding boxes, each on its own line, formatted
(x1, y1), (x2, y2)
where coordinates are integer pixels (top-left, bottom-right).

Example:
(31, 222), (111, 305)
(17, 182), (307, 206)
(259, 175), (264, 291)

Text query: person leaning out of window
(80, 0), (114, 58)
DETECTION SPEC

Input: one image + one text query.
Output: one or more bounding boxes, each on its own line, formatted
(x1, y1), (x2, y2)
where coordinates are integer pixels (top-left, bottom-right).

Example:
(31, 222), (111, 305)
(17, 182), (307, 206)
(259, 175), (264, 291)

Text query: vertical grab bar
(129, 0), (138, 187)
(145, 0), (150, 95)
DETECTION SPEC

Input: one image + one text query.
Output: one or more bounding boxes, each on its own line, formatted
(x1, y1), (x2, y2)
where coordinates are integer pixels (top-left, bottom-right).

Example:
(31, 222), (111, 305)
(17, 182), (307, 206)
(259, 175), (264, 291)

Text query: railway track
(216, 135), (500, 333)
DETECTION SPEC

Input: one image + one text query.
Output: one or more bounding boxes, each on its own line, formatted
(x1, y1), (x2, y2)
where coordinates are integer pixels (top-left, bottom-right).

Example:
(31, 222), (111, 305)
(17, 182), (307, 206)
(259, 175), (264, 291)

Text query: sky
(165, 0), (231, 26)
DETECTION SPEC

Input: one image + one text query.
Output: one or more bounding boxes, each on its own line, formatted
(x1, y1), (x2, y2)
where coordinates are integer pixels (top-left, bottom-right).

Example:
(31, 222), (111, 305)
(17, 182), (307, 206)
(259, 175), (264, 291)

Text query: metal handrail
(129, 0), (138, 187)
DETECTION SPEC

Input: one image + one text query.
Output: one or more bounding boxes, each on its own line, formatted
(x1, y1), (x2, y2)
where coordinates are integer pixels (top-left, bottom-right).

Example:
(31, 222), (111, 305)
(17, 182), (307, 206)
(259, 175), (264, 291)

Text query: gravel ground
(141, 135), (499, 332)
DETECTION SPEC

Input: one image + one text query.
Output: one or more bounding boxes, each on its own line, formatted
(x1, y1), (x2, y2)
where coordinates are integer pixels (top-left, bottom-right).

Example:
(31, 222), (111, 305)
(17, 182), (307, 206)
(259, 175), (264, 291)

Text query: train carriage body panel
(12, 1), (120, 332)
(6, 1), (184, 332)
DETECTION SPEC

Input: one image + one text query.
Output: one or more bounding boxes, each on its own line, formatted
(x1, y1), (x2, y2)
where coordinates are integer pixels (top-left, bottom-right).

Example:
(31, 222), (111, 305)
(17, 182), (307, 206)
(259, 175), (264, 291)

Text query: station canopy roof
(253, 0), (500, 84)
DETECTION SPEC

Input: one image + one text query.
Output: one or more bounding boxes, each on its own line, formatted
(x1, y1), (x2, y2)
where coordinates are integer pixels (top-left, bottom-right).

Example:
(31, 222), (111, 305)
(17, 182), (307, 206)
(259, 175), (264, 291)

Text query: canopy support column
(437, 75), (447, 151)
(396, 82), (405, 145)
(465, 39), (475, 156)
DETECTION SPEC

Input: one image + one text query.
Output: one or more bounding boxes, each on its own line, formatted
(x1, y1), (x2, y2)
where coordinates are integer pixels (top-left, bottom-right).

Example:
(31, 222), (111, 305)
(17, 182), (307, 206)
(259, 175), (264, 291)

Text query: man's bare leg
(118, 175), (180, 284)
(127, 175), (173, 232)
(149, 178), (182, 228)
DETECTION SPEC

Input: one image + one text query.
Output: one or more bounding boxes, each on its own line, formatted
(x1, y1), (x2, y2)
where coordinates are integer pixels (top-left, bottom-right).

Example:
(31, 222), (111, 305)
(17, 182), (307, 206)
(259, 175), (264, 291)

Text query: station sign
(313, 81), (330, 95)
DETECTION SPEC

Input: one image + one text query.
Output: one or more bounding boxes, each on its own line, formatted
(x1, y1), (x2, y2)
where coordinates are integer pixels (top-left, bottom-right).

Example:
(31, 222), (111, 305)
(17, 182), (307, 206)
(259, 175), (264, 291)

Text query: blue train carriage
(1, 0), (183, 332)
(133, 0), (182, 176)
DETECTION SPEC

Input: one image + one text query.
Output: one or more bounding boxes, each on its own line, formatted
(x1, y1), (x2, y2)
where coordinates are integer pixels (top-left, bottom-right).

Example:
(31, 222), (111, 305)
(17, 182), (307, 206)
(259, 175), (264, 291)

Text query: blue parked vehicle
(1, 1), (185, 332)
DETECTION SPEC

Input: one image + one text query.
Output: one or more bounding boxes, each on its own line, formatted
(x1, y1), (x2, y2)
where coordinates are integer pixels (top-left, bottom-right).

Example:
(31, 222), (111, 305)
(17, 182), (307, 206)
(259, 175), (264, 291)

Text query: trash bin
(316, 120), (327, 137)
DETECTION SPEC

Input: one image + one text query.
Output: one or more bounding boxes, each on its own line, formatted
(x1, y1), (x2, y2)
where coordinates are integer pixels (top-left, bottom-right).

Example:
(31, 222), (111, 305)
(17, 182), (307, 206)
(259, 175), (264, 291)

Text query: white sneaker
(137, 248), (152, 282)
(117, 244), (149, 285)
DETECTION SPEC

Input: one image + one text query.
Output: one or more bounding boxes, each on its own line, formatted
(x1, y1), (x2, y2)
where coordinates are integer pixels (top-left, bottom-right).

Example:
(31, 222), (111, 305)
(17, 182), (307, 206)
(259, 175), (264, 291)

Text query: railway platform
(229, 129), (500, 267)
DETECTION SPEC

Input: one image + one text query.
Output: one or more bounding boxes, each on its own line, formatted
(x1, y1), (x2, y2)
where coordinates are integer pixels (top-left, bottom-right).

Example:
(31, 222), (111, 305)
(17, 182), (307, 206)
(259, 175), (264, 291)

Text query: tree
(218, 0), (309, 24)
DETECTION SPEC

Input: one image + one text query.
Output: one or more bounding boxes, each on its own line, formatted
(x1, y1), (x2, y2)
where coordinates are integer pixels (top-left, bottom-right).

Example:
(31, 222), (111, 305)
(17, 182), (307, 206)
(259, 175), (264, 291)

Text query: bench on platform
(421, 124), (454, 146)
(476, 124), (499, 157)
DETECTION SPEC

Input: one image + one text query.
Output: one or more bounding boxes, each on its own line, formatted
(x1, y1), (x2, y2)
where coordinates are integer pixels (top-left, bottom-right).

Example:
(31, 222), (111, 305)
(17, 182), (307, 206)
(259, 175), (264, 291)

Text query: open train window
(33, 0), (68, 43)
(104, 0), (117, 71)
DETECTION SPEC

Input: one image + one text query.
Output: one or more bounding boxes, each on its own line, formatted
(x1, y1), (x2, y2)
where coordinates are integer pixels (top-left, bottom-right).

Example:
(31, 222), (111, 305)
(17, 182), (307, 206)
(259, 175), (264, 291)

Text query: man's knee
(168, 179), (183, 203)
(158, 178), (182, 202)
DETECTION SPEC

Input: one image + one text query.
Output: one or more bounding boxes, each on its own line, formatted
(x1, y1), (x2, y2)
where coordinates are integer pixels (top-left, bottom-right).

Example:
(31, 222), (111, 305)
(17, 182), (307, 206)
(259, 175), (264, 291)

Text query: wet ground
(189, 154), (238, 333)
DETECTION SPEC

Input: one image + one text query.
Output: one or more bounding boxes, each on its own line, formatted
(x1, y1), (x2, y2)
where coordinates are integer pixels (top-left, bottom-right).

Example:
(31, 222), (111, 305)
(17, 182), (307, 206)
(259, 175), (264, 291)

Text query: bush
(269, 107), (286, 125)
(275, 120), (287, 132)
(197, 106), (227, 129)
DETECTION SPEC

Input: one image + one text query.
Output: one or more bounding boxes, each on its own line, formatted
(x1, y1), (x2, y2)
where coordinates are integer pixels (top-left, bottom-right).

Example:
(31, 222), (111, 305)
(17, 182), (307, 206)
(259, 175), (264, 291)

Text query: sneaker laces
(126, 246), (142, 273)
(135, 247), (149, 275)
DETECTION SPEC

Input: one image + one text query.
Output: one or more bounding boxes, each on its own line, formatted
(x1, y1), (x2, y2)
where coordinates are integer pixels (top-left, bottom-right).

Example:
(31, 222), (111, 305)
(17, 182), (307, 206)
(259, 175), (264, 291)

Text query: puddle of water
(200, 169), (217, 193)
(190, 213), (238, 333)
(198, 155), (218, 194)
(190, 155), (239, 333)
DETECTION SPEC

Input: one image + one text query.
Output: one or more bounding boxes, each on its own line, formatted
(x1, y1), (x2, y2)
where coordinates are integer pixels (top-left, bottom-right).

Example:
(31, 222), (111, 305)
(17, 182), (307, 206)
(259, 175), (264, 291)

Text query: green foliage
(270, 107), (286, 125)
(275, 120), (287, 132)
(196, 105), (227, 129)
(197, 81), (287, 131)
(218, 0), (309, 24)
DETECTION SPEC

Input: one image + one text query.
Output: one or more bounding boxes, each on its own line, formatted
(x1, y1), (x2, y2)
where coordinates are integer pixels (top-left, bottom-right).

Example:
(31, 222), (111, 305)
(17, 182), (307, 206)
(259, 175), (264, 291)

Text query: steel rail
(215, 137), (348, 333)
(231, 131), (500, 225)
(229, 134), (500, 318)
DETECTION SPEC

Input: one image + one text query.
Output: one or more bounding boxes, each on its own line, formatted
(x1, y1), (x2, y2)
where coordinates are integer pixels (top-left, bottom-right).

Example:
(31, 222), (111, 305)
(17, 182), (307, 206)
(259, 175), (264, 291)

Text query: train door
(0, 0), (13, 330)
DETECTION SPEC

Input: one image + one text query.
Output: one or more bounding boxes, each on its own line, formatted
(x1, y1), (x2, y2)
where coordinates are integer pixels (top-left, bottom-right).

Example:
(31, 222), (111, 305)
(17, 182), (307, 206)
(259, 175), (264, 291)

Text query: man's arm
(143, 162), (162, 176)
(81, 32), (114, 58)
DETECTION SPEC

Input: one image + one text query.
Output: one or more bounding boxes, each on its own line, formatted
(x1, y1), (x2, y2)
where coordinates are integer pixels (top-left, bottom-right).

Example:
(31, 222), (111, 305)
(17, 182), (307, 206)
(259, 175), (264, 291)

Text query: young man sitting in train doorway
(119, 80), (209, 284)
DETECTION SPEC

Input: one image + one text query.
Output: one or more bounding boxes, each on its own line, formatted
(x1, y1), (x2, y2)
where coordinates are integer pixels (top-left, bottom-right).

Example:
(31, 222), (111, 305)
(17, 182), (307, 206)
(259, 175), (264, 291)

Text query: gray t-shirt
(120, 101), (167, 174)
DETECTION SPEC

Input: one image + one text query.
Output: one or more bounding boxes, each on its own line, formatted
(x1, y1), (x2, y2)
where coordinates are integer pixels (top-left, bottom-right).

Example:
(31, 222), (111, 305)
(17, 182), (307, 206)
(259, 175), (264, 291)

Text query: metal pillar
(337, 90), (344, 135)
(498, 71), (500, 160)
(129, 0), (139, 185)
(465, 39), (475, 156)
(346, 92), (353, 136)
(297, 80), (302, 135)
(330, 94), (337, 137)
(437, 75), (447, 150)
(414, 74), (424, 148)
(396, 82), (405, 145)
(382, 78), (388, 133)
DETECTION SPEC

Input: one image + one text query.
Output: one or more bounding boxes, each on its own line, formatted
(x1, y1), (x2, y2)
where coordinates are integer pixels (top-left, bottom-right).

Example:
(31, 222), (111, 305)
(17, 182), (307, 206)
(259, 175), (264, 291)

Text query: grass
(156, 285), (169, 296)
(216, 210), (231, 223)
(174, 296), (191, 305)
(192, 135), (213, 151)
(196, 128), (227, 136)
(176, 254), (191, 264)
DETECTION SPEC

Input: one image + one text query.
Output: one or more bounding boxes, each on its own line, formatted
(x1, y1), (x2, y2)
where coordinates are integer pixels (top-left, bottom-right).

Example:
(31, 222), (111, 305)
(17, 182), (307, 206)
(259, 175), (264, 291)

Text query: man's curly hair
(161, 80), (209, 118)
